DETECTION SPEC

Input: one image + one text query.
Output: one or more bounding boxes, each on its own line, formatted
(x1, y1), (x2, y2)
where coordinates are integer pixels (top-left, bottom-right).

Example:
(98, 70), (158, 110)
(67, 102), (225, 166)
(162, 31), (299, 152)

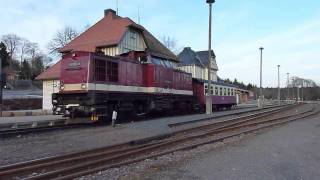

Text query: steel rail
(168, 103), (293, 127)
(0, 104), (313, 179)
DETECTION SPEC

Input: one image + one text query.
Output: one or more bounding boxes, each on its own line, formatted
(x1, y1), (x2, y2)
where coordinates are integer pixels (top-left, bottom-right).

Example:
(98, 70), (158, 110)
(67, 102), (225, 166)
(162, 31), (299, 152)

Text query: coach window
(215, 87), (218, 95)
(228, 88), (231, 96)
(95, 59), (106, 81)
(107, 61), (118, 82)
(205, 85), (208, 95)
(224, 88), (227, 96)
(210, 86), (214, 95)
(219, 87), (222, 96)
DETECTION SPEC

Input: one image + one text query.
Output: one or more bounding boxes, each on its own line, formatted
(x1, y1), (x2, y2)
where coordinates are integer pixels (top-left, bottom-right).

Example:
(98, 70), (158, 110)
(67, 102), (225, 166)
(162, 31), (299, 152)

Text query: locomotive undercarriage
(52, 91), (200, 123)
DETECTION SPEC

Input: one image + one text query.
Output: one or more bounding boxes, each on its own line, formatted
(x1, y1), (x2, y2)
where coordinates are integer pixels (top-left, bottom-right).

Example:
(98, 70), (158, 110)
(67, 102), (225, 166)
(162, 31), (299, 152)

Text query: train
(52, 51), (237, 122)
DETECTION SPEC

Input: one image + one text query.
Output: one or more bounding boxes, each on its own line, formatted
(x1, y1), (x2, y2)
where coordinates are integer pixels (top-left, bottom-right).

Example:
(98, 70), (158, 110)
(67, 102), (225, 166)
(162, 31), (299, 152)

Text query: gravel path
(83, 105), (320, 180)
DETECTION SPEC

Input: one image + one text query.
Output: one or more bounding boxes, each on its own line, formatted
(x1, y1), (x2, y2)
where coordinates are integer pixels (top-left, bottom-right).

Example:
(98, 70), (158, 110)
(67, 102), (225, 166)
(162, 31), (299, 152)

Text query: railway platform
(0, 115), (65, 130)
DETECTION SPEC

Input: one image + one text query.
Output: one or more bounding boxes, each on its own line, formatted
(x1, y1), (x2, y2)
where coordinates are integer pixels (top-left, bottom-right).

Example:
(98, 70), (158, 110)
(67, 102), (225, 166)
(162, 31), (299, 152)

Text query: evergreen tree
(20, 59), (31, 79)
(0, 42), (9, 68)
(31, 55), (45, 79)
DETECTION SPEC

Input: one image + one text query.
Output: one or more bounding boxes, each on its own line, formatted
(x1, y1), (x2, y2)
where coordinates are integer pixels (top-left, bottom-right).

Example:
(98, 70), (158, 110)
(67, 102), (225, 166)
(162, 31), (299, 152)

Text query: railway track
(0, 104), (290, 138)
(0, 123), (97, 138)
(0, 103), (317, 180)
(168, 103), (293, 127)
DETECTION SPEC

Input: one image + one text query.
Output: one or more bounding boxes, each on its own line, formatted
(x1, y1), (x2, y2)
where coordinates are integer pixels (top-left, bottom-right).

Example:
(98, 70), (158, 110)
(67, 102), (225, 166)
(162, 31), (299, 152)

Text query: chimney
(104, 9), (117, 18)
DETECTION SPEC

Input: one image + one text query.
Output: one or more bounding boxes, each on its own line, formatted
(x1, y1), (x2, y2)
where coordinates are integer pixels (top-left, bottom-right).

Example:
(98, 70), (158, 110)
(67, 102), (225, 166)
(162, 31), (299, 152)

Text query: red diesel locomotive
(52, 51), (237, 122)
(53, 51), (198, 121)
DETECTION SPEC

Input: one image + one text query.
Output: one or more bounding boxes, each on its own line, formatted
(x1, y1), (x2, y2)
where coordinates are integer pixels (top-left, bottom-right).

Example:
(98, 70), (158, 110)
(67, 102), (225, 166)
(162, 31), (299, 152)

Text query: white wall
(101, 29), (147, 56)
(178, 65), (218, 82)
(42, 80), (60, 111)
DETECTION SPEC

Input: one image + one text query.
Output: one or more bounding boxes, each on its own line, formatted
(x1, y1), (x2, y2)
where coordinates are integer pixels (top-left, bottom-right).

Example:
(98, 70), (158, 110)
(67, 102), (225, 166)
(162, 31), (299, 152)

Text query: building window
(95, 60), (106, 81)
(107, 61), (118, 82)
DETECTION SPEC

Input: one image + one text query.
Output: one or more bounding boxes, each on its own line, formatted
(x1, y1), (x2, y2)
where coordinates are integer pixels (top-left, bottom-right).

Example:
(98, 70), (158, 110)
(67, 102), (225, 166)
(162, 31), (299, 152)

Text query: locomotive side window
(95, 60), (106, 81)
(107, 61), (119, 82)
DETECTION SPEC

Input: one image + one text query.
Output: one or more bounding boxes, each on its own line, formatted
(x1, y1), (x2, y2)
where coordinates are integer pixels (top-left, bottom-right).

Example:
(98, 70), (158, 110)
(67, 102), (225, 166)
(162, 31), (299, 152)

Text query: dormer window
(130, 31), (137, 39)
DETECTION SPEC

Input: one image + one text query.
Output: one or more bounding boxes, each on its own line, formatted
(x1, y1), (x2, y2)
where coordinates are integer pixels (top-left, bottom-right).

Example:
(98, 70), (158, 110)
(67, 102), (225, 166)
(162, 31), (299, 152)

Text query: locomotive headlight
(81, 83), (86, 89)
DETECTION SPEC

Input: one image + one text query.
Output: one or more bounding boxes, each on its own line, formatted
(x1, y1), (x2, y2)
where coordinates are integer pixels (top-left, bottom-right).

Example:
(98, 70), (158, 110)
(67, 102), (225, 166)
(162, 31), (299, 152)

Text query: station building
(177, 47), (252, 104)
(36, 9), (177, 111)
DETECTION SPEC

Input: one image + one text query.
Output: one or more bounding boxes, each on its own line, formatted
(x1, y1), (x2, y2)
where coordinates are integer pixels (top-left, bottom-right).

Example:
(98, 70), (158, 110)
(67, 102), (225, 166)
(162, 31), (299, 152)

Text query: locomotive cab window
(107, 61), (118, 82)
(95, 60), (106, 81)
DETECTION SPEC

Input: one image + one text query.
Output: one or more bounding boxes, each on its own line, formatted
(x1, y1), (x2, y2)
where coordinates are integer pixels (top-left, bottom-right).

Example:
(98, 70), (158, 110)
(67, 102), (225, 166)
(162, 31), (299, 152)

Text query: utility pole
(292, 77), (295, 101)
(0, 57), (2, 117)
(138, 6), (141, 24)
(277, 65), (280, 105)
(286, 73), (290, 101)
(297, 86), (299, 102)
(205, 0), (215, 115)
(116, 0), (119, 15)
(258, 47), (264, 108)
(301, 81), (304, 101)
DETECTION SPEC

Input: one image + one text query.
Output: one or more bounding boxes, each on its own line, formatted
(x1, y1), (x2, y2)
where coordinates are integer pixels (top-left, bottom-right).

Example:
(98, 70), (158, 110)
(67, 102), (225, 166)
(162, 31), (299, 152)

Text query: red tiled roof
(60, 9), (178, 62)
(35, 61), (61, 80)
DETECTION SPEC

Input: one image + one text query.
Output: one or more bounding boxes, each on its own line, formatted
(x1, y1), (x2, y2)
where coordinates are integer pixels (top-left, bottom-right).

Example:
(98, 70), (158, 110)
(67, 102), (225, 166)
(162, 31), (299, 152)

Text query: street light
(277, 65), (280, 105)
(286, 73), (290, 101)
(258, 47), (264, 108)
(205, 0), (215, 115)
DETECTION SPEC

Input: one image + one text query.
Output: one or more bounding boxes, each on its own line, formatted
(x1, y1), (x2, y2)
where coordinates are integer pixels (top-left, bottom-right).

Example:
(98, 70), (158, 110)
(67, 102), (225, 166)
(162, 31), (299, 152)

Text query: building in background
(35, 61), (60, 111)
(177, 47), (218, 81)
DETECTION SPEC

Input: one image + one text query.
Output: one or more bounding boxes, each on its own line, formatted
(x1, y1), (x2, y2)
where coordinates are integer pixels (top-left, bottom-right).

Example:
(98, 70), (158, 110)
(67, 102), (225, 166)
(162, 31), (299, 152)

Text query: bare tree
(1, 34), (21, 68)
(19, 38), (32, 67)
(47, 26), (78, 56)
(161, 36), (176, 51)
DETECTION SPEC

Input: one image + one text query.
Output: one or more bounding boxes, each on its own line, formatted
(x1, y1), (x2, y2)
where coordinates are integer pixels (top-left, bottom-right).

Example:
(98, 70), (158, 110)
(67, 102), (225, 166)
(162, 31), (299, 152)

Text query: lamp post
(277, 65), (281, 105)
(0, 57), (2, 117)
(205, 0), (215, 115)
(258, 47), (264, 108)
(286, 73), (290, 101)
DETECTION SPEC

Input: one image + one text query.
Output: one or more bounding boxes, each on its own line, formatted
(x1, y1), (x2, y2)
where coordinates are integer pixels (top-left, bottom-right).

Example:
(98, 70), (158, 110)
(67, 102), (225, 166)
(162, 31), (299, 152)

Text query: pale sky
(1, 0), (319, 87)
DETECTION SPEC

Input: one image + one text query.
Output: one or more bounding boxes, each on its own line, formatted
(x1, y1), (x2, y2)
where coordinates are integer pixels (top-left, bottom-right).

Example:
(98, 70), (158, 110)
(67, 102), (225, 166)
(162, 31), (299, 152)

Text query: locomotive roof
(60, 9), (178, 62)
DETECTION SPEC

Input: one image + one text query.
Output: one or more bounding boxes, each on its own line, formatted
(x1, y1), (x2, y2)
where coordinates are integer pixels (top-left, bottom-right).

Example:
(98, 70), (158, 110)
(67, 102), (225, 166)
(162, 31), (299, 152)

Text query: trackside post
(111, 110), (117, 127)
